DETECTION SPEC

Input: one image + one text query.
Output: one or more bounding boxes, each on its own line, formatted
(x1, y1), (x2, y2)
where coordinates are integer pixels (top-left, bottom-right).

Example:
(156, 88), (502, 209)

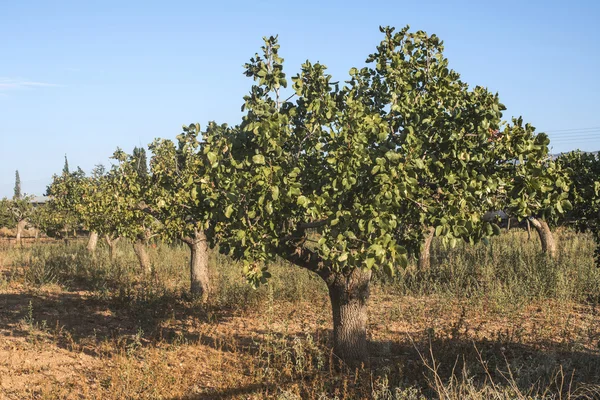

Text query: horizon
(1, 0), (599, 197)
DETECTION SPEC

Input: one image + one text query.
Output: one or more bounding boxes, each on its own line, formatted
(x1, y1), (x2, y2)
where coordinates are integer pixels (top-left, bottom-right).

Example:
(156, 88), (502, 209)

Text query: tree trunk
(133, 238), (151, 274)
(418, 227), (435, 270)
(326, 268), (372, 367)
(105, 235), (120, 262)
(183, 230), (210, 302)
(529, 218), (556, 258)
(15, 219), (26, 245)
(87, 231), (99, 254)
(277, 241), (372, 366)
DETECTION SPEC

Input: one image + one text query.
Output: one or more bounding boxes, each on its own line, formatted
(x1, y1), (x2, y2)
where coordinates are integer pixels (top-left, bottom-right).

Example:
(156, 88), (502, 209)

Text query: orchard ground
(1, 229), (600, 399)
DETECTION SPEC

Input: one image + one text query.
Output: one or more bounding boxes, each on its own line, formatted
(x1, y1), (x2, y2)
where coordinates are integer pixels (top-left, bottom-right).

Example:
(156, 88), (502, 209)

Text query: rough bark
(15, 219), (27, 245)
(277, 237), (372, 366)
(133, 238), (151, 274)
(529, 217), (556, 258)
(326, 268), (372, 367)
(105, 235), (120, 262)
(87, 231), (99, 254)
(183, 230), (210, 302)
(418, 227), (435, 270)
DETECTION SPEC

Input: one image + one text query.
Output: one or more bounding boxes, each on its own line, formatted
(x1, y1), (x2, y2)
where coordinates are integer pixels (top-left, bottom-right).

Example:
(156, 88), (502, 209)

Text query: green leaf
(225, 205), (233, 219)
(271, 186), (280, 200)
(383, 262), (395, 277)
(207, 152), (217, 164)
(252, 154), (265, 165)
(297, 195), (308, 206)
(492, 223), (501, 236)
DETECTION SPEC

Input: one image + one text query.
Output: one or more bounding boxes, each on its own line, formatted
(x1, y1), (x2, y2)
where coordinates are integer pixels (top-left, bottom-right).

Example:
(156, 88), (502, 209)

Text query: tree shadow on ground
(1, 288), (599, 399)
(172, 335), (600, 399)
(0, 288), (233, 357)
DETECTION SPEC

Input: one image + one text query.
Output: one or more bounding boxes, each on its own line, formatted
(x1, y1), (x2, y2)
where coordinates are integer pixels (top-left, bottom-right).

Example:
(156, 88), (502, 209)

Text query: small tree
(556, 151), (600, 263)
(0, 196), (33, 244)
(46, 167), (88, 245)
(143, 123), (229, 300)
(13, 170), (21, 200)
(105, 149), (158, 273)
(207, 28), (566, 365)
(63, 155), (70, 175)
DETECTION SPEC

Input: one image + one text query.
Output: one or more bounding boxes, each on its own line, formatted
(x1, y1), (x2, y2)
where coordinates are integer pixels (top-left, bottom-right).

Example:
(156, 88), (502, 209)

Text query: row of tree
(3, 26), (600, 365)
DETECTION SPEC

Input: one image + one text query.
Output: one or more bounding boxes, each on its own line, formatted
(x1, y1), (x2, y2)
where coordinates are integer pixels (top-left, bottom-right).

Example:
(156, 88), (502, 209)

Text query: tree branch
(297, 218), (330, 230)
(276, 239), (331, 281)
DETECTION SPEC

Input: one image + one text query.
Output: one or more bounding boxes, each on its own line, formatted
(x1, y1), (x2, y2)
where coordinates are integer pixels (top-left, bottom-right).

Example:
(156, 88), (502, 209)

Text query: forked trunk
(87, 231), (99, 254)
(133, 238), (151, 274)
(326, 268), (372, 367)
(529, 217), (556, 258)
(183, 230), (210, 302)
(418, 227), (435, 270)
(15, 219), (27, 245)
(105, 235), (120, 262)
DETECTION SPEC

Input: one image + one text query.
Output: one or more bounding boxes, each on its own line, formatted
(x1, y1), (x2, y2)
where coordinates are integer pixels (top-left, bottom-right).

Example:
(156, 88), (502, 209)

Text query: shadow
(172, 383), (280, 400)
(0, 289), (233, 358)
(170, 335), (600, 400)
(1, 287), (599, 399)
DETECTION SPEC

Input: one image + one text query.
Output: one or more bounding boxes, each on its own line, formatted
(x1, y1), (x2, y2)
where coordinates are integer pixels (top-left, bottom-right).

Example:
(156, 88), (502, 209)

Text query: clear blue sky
(1, 0), (599, 197)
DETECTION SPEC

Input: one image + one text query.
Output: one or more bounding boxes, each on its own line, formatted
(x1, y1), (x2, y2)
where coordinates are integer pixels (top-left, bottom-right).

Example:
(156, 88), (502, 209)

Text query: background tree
(29, 201), (69, 239)
(46, 167), (88, 245)
(140, 123), (230, 300)
(105, 149), (158, 273)
(63, 155), (70, 175)
(77, 171), (123, 260)
(556, 151), (600, 263)
(13, 170), (21, 200)
(208, 28), (567, 365)
(132, 147), (148, 178)
(493, 130), (571, 259)
(0, 196), (33, 244)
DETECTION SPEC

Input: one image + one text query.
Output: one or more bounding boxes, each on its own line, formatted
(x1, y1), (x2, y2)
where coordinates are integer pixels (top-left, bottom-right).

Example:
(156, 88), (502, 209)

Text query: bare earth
(1, 263), (599, 399)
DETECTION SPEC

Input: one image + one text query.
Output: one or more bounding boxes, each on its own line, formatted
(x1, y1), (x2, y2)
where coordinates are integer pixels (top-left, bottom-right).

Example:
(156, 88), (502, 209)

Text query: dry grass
(0, 229), (599, 399)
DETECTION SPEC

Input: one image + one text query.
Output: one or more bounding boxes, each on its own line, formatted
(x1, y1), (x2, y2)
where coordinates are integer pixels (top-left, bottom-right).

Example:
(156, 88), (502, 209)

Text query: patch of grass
(0, 228), (599, 399)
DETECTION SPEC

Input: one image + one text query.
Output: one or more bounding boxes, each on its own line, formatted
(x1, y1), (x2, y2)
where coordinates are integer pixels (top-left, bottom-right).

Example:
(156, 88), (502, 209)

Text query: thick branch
(297, 219), (330, 230)
(182, 229), (207, 246)
(276, 239), (331, 281)
(136, 201), (161, 219)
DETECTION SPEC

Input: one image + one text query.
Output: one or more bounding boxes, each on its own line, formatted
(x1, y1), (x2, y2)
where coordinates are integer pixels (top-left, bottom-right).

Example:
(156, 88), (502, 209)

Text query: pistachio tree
(46, 168), (94, 248)
(77, 170), (124, 261)
(142, 124), (228, 300)
(0, 196), (33, 244)
(102, 150), (158, 272)
(556, 151), (600, 263)
(206, 27), (567, 365)
(490, 122), (571, 258)
(110, 128), (226, 299)
(419, 122), (571, 267)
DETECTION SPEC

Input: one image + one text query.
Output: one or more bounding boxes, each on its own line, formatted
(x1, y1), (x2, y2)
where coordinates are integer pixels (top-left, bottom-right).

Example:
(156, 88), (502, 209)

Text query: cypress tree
(63, 155), (70, 175)
(132, 147), (148, 178)
(13, 170), (21, 200)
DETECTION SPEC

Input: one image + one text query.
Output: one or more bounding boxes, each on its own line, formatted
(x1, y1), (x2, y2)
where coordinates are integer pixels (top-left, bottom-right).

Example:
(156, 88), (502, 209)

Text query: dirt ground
(1, 265), (600, 399)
